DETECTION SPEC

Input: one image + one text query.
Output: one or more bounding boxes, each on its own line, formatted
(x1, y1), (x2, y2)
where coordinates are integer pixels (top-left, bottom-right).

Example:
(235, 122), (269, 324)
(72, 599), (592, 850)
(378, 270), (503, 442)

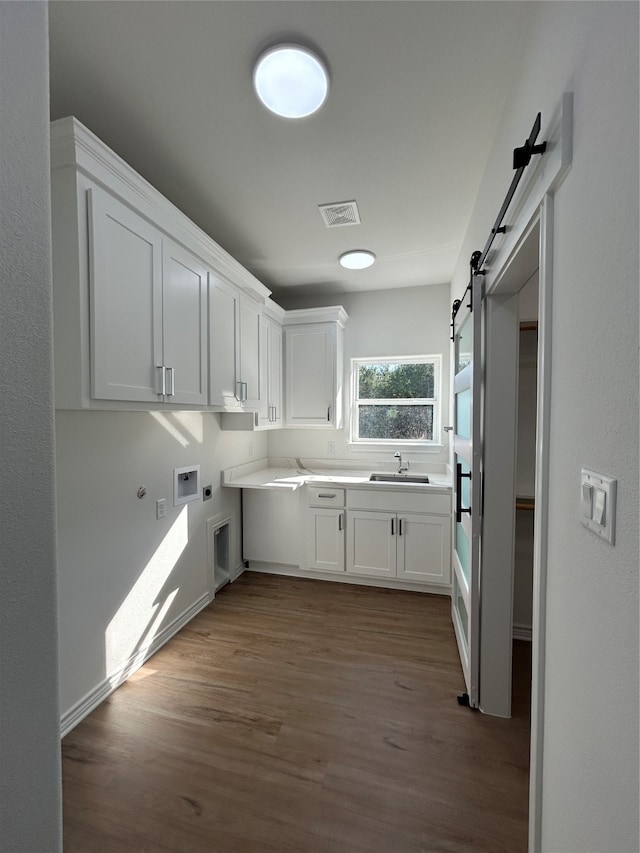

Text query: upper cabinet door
(268, 319), (283, 425)
(239, 296), (262, 409)
(209, 276), (240, 407)
(285, 323), (337, 427)
(88, 187), (163, 402)
(162, 240), (208, 406)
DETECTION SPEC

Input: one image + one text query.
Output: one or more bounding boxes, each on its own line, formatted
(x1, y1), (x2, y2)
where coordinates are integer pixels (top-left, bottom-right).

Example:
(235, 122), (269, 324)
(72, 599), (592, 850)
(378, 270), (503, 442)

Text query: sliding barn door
(451, 272), (483, 707)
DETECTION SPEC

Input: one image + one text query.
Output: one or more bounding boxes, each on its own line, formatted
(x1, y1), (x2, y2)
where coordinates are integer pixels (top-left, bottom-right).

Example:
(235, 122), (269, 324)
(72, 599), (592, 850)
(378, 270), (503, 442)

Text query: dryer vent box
(174, 465), (201, 506)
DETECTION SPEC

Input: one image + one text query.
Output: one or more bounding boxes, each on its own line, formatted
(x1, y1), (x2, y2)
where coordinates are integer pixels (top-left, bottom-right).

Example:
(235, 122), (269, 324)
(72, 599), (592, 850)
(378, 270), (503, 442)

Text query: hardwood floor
(62, 573), (531, 852)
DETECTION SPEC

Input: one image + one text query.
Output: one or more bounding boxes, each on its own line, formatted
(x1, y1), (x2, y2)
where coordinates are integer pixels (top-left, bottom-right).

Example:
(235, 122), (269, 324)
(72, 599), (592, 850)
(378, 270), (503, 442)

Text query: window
(350, 355), (441, 446)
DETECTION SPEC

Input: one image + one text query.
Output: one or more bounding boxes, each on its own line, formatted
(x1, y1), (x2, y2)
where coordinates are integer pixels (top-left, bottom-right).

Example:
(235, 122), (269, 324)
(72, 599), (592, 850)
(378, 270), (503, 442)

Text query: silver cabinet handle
(338, 513), (343, 531)
(167, 367), (175, 396)
(399, 518), (403, 536)
(327, 406), (332, 422)
(444, 425), (454, 432)
(157, 365), (166, 396)
(236, 381), (248, 402)
(391, 518), (395, 536)
(318, 493), (336, 499)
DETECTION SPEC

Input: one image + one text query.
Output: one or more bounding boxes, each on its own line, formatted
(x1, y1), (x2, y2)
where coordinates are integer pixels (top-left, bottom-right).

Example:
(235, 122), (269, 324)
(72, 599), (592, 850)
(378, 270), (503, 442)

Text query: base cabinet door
(396, 513), (451, 585)
(307, 508), (345, 573)
(346, 510), (396, 577)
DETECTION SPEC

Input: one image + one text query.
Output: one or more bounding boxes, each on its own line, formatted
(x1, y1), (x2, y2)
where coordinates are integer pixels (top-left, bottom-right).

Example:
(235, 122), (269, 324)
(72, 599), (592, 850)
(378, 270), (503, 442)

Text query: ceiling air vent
(318, 200), (361, 228)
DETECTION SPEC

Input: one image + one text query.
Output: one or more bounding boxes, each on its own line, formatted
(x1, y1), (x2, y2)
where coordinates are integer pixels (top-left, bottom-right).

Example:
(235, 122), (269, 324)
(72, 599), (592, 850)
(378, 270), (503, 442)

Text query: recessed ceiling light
(253, 44), (329, 119)
(339, 250), (376, 270)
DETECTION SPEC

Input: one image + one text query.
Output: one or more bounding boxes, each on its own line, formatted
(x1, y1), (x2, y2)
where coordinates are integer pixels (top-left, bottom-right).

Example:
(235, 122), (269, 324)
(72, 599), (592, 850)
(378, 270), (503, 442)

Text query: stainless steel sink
(369, 472), (430, 484)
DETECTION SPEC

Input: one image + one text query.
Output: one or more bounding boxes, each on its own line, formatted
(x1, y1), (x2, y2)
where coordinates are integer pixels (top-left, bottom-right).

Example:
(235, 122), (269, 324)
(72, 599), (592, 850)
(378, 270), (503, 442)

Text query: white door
(396, 513), (450, 585)
(209, 277), (240, 407)
(451, 270), (483, 707)
(88, 186), (163, 402)
(285, 324), (335, 426)
(239, 296), (262, 408)
(307, 508), (345, 572)
(346, 510), (396, 577)
(162, 240), (208, 406)
(268, 320), (283, 425)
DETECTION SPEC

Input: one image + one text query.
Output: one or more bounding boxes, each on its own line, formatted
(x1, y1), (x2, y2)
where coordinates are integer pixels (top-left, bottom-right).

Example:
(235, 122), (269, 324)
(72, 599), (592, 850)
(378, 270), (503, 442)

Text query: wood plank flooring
(62, 573), (531, 853)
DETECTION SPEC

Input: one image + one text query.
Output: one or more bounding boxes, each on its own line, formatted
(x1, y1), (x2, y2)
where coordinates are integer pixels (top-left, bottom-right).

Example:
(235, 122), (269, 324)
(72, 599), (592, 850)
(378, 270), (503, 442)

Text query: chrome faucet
(394, 452), (409, 473)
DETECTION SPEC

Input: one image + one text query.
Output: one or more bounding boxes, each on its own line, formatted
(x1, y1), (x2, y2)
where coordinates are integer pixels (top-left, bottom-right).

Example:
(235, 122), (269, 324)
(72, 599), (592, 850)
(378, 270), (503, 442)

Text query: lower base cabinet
(346, 510), (450, 584)
(245, 483), (451, 590)
(307, 507), (345, 572)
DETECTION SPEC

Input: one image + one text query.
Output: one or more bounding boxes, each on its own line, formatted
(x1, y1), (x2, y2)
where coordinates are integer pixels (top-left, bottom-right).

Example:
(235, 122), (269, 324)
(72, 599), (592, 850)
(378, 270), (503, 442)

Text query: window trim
(349, 354), (442, 448)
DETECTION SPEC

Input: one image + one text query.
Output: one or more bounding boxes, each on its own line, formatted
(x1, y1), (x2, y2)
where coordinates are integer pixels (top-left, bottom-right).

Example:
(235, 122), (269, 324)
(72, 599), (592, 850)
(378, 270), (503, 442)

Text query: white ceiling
(48, 1), (533, 301)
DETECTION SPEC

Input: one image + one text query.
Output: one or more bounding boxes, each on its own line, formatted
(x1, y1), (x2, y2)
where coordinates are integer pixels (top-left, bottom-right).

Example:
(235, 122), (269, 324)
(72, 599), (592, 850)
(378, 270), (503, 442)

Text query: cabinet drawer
(347, 488), (450, 515)
(307, 486), (345, 508)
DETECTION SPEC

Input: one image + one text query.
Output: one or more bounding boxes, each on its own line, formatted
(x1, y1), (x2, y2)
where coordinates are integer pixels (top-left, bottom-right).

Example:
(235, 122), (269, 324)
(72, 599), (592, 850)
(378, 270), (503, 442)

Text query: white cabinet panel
(307, 508), (345, 573)
(239, 296), (262, 409)
(89, 187), (163, 402)
(89, 187), (208, 405)
(243, 489), (301, 565)
(346, 510), (396, 577)
(396, 513), (451, 585)
(285, 324), (334, 425)
(209, 282), (262, 411)
(256, 315), (283, 428)
(268, 319), (283, 425)
(162, 240), (208, 406)
(209, 277), (239, 407)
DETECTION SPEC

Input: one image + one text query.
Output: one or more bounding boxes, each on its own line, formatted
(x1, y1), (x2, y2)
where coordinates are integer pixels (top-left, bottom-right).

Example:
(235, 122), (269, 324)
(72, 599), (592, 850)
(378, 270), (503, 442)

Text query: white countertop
(222, 458), (452, 493)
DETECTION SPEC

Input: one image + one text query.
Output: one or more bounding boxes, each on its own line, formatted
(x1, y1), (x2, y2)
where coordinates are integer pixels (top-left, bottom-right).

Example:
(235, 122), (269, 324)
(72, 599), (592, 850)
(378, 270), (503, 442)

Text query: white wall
(451, 3), (639, 850)
(0, 3), (63, 850)
(56, 411), (265, 727)
(270, 284), (451, 470)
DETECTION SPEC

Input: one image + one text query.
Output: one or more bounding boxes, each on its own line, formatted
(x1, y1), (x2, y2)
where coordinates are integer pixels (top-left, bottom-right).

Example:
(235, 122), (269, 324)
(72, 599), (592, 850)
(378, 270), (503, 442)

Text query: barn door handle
(456, 462), (472, 523)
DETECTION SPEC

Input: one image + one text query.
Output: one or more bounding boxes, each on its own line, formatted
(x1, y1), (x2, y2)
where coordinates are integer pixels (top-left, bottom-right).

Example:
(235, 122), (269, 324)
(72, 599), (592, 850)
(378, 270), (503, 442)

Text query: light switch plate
(580, 468), (616, 544)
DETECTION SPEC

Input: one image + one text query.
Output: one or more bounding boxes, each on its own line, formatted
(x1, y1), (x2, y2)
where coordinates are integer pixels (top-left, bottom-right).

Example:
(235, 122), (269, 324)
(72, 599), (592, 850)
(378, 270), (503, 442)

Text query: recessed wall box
(174, 465), (201, 506)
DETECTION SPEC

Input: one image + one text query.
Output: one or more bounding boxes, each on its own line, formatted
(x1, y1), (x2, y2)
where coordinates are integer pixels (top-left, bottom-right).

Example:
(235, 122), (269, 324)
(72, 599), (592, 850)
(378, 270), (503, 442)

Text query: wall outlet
(202, 485), (212, 501)
(156, 498), (166, 520)
(327, 441), (336, 455)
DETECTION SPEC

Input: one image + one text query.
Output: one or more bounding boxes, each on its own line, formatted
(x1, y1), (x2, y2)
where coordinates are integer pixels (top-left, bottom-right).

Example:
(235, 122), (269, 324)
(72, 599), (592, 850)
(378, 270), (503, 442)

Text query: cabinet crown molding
(282, 306), (349, 328)
(50, 116), (271, 303)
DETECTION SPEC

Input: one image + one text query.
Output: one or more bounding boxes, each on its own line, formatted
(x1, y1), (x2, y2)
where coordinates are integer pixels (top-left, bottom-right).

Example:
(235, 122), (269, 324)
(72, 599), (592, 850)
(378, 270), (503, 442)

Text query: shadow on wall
(105, 505), (188, 685)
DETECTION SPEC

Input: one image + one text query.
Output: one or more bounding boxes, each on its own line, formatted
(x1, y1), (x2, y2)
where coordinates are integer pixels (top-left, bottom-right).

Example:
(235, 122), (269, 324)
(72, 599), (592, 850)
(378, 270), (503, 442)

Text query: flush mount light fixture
(253, 44), (329, 118)
(339, 250), (376, 270)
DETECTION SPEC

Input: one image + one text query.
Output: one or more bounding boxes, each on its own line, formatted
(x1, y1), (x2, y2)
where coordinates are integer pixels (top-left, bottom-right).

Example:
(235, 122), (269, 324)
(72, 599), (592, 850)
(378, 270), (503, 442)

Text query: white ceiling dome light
(253, 44), (329, 119)
(339, 250), (376, 270)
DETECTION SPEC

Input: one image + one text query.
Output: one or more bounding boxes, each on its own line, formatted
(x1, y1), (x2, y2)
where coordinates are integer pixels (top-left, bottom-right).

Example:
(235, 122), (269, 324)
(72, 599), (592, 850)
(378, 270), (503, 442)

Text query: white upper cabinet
(89, 187), (164, 403)
(89, 187), (207, 405)
(283, 307), (348, 428)
(239, 295), (262, 409)
(209, 277), (240, 407)
(50, 116), (271, 411)
(161, 239), (208, 406)
(255, 305), (284, 429)
(209, 281), (262, 410)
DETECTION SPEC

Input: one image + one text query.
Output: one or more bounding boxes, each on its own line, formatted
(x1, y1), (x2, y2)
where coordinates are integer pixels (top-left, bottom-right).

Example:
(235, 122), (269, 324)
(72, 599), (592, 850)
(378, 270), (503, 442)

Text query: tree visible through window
(351, 356), (440, 444)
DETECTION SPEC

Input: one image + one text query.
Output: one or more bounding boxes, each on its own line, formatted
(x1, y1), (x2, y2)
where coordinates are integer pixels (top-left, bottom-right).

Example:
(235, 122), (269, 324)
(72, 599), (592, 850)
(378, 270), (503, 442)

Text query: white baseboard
(246, 561), (451, 597)
(60, 592), (210, 738)
(513, 623), (533, 642)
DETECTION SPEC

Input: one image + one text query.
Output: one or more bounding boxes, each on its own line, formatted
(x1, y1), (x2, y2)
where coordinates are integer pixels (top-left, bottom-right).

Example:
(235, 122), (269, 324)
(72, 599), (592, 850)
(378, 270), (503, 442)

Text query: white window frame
(349, 354), (441, 448)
